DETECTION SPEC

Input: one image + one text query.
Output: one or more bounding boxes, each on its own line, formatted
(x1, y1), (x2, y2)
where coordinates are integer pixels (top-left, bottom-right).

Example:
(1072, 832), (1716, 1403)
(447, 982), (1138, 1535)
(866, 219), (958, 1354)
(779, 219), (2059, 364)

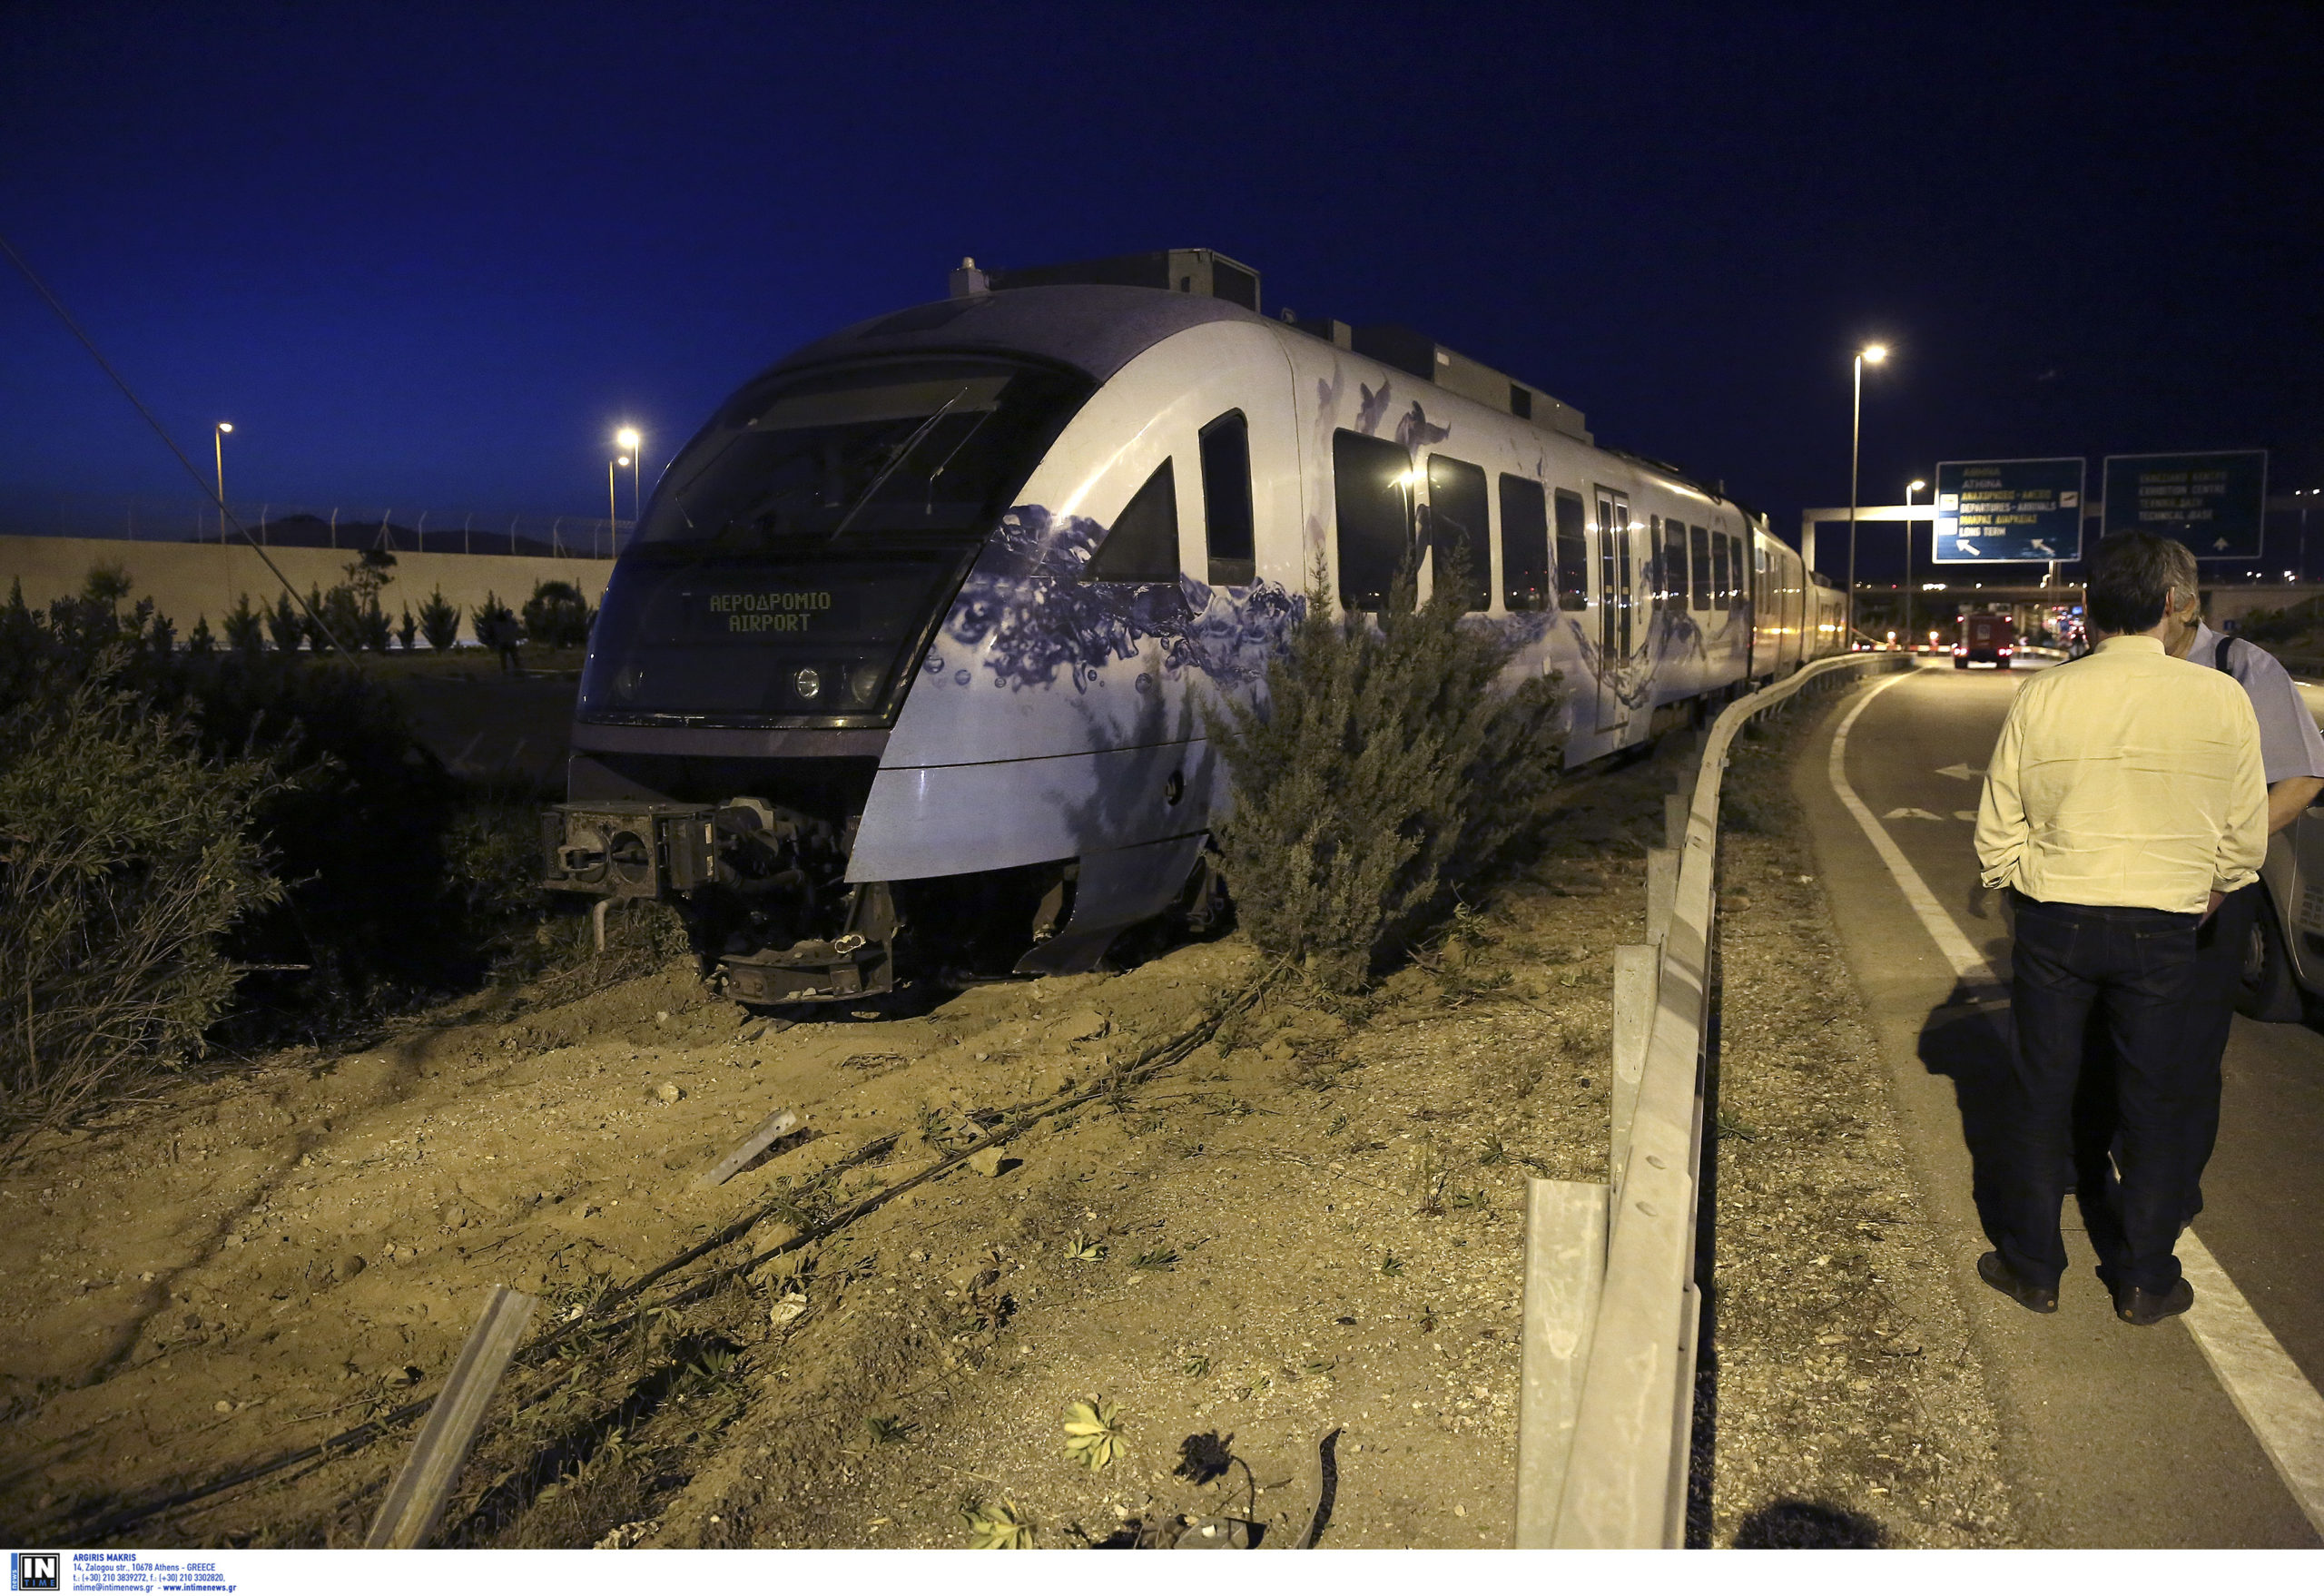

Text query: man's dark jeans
(2005, 890), (2206, 1295)
(2073, 881), (2253, 1236)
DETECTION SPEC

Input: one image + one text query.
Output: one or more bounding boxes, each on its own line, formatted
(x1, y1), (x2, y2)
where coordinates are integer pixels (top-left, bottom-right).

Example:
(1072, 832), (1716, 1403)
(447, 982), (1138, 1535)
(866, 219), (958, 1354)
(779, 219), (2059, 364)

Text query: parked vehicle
(2240, 681), (2324, 1021)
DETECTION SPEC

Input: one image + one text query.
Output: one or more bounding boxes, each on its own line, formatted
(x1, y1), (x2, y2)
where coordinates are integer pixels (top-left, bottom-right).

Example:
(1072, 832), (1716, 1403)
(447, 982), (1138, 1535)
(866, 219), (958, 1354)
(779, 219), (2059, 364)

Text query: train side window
(1425, 454), (1490, 611)
(1498, 475), (1550, 612)
(1729, 533), (1746, 606)
(1662, 517), (1688, 610)
(1199, 410), (1256, 587)
(1333, 429), (1412, 611)
(1553, 489), (1588, 611)
(1645, 517), (1663, 613)
(1085, 458), (1180, 583)
(1711, 529), (1731, 611)
(1689, 525), (1711, 609)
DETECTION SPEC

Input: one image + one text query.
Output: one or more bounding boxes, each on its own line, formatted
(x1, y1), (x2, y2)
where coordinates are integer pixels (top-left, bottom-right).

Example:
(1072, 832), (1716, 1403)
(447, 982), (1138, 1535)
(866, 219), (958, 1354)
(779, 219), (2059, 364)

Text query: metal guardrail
(1514, 651), (1916, 1547)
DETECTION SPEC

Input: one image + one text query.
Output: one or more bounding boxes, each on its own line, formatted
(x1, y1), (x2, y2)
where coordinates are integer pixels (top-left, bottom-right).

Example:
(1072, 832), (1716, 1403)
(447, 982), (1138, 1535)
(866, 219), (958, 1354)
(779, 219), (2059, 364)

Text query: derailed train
(543, 250), (1848, 1002)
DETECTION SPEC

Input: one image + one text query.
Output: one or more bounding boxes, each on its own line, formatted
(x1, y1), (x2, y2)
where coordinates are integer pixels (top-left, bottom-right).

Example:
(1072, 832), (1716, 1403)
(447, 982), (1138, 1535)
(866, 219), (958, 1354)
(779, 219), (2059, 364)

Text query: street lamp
(213, 422), (234, 545)
(615, 426), (643, 539)
(1904, 477), (1925, 651)
(1846, 344), (1888, 645)
(608, 454), (631, 556)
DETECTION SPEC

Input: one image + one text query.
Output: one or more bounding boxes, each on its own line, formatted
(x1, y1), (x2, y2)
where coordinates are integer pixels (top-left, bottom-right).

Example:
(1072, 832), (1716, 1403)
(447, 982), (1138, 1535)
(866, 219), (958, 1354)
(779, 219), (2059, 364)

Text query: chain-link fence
(0, 490), (629, 559)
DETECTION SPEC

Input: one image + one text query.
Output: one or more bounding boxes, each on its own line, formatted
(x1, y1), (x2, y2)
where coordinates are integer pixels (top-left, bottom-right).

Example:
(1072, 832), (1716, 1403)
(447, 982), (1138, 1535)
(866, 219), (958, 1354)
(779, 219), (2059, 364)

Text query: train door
(1748, 538), (1768, 678)
(1595, 487), (1633, 734)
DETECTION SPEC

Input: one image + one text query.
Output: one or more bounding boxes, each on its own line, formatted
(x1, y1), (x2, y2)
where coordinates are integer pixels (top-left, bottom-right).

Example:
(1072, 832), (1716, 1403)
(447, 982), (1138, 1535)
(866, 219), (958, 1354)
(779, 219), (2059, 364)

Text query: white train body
(547, 274), (1845, 1000)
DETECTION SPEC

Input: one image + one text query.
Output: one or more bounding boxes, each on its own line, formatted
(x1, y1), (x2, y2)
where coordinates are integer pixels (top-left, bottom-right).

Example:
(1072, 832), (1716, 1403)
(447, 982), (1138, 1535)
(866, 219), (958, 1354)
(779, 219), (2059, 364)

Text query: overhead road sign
(1933, 458), (2085, 563)
(2102, 450), (2269, 560)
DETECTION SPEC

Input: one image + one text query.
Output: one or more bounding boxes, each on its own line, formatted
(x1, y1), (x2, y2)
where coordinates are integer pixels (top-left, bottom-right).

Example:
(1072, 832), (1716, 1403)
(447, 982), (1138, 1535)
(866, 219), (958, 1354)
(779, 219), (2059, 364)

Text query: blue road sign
(1933, 458), (2086, 563)
(2102, 450), (2269, 559)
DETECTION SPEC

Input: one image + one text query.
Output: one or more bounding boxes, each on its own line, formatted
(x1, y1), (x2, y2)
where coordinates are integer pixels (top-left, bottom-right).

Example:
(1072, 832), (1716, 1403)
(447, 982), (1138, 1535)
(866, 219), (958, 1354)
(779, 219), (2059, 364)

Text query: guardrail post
(1663, 792), (1689, 852)
(1515, 1178), (1610, 1547)
(1610, 944), (1658, 1178)
(1645, 847), (1678, 946)
(364, 1285), (537, 1547)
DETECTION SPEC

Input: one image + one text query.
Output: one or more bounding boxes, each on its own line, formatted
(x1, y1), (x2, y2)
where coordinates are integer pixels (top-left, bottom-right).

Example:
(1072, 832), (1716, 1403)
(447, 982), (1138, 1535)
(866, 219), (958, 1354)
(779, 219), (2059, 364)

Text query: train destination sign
(1932, 458), (2086, 564)
(2101, 450), (2269, 560)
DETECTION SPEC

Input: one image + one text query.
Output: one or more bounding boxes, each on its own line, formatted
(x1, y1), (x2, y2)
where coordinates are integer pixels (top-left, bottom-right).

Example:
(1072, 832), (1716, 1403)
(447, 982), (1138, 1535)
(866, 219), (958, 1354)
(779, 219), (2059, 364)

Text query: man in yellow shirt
(1973, 532), (2267, 1325)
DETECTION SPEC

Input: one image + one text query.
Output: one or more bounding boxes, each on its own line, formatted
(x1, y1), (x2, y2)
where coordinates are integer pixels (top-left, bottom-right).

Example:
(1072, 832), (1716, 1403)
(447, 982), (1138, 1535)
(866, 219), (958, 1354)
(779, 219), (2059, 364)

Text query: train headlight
(793, 666), (822, 702)
(848, 663), (885, 704)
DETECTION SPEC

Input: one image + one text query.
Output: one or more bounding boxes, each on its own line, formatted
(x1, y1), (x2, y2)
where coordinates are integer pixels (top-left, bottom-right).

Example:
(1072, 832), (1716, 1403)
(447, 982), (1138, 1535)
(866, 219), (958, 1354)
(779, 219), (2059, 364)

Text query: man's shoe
(2114, 1277), (2194, 1326)
(1977, 1250), (2059, 1315)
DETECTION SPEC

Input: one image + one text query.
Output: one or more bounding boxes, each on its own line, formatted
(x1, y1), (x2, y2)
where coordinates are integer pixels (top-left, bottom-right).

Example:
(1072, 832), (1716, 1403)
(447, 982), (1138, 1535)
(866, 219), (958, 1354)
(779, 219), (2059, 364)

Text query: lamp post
(1846, 344), (1887, 645)
(607, 455), (630, 556)
(213, 422), (234, 544)
(615, 427), (642, 544)
(1904, 477), (1925, 651)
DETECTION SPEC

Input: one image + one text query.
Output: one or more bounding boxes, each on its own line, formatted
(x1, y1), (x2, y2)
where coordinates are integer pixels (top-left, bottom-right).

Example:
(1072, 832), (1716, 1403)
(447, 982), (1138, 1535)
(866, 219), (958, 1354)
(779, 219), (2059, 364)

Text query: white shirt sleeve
(2229, 638), (2324, 785)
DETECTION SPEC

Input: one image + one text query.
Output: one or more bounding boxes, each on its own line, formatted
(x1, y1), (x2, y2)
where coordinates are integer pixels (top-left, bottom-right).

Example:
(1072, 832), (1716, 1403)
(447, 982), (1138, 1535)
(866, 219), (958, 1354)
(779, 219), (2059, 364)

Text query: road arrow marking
(1953, 810), (1980, 822)
(1882, 806), (1945, 821)
(1935, 763), (1984, 781)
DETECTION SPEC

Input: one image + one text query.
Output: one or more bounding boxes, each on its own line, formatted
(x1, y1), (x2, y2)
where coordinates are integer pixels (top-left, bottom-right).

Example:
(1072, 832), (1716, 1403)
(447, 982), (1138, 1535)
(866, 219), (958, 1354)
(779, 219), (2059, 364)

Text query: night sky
(4, 2), (2319, 580)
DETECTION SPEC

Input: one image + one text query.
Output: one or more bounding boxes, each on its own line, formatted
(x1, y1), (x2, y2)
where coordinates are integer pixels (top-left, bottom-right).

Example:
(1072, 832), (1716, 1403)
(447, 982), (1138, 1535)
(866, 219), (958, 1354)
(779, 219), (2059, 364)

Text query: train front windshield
(579, 358), (1092, 726)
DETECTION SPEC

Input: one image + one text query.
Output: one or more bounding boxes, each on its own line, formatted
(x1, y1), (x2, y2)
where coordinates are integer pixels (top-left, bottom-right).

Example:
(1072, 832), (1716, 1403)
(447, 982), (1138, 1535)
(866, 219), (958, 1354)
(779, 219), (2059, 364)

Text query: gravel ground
(1701, 687), (2020, 1547)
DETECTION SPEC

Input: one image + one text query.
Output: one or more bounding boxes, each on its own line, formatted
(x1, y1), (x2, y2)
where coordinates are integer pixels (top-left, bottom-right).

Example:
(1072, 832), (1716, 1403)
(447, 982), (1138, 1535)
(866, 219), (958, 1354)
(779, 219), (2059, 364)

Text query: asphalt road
(1793, 656), (2324, 1547)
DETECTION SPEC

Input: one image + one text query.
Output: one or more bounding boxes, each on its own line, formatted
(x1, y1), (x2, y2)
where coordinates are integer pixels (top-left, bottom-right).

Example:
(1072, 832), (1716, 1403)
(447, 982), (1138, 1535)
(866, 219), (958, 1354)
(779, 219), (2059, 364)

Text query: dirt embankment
(2, 696), (2014, 1550)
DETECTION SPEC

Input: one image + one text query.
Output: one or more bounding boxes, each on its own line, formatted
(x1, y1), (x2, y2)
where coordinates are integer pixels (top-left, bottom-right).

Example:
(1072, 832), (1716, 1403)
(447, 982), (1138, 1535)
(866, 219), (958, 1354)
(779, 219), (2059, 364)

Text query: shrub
(0, 645), (289, 1162)
(1203, 552), (1564, 991)
(265, 590), (304, 653)
(222, 594), (266, 656)
(303, 584), (336, 654)
(397, 606), (419, 652)
(0, 584), (474, 1043)
(187, 616), (216, 656)
(522, 580), (593, 648)
(346, 548), (396, 606)
(419, 586), (462, 650)
(0, 579), (655, 1142)
(82, 562), (133, 608)
(471, 591), (519, 655)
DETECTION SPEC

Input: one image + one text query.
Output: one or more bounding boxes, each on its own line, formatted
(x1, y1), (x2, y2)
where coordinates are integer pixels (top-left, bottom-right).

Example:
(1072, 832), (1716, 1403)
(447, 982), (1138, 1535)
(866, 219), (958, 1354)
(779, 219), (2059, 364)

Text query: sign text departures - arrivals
(1933, 458), (2086, 564)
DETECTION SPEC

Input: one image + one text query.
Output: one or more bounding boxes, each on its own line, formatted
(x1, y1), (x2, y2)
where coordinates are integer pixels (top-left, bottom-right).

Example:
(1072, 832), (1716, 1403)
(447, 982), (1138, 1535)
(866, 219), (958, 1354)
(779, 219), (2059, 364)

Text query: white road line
(2180, 1233), (2324, 1534)
(1827, 665), (2324, 1539)
(1826, 670), (2002, 993)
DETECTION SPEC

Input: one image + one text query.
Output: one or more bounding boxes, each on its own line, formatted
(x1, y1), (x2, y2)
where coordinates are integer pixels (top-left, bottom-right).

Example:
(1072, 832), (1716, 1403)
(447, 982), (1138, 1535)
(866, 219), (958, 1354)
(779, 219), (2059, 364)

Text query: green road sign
(1934, 458), (2085, 562)
(2101, 451), (2269, 559)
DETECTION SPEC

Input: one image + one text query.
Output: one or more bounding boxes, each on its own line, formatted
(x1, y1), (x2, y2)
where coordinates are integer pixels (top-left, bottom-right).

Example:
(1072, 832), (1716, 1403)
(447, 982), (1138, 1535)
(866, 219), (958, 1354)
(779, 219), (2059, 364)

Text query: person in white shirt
(1974, 532), (2266, 1325)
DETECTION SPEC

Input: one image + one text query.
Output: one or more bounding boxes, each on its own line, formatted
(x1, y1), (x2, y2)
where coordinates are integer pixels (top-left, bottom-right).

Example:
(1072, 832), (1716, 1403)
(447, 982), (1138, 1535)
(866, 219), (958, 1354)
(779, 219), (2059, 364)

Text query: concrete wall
(0, 535), (615, 641)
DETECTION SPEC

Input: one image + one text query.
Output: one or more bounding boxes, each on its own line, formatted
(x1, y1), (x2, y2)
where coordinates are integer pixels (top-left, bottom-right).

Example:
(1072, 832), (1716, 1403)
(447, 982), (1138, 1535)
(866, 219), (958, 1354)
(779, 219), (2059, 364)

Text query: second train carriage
(544, 251), (1847, 1002)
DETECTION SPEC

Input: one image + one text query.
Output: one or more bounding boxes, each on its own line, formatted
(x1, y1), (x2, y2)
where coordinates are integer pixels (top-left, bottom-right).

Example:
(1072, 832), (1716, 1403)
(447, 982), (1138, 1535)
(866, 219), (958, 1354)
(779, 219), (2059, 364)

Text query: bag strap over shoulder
(2214, 634), (2236, 674)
